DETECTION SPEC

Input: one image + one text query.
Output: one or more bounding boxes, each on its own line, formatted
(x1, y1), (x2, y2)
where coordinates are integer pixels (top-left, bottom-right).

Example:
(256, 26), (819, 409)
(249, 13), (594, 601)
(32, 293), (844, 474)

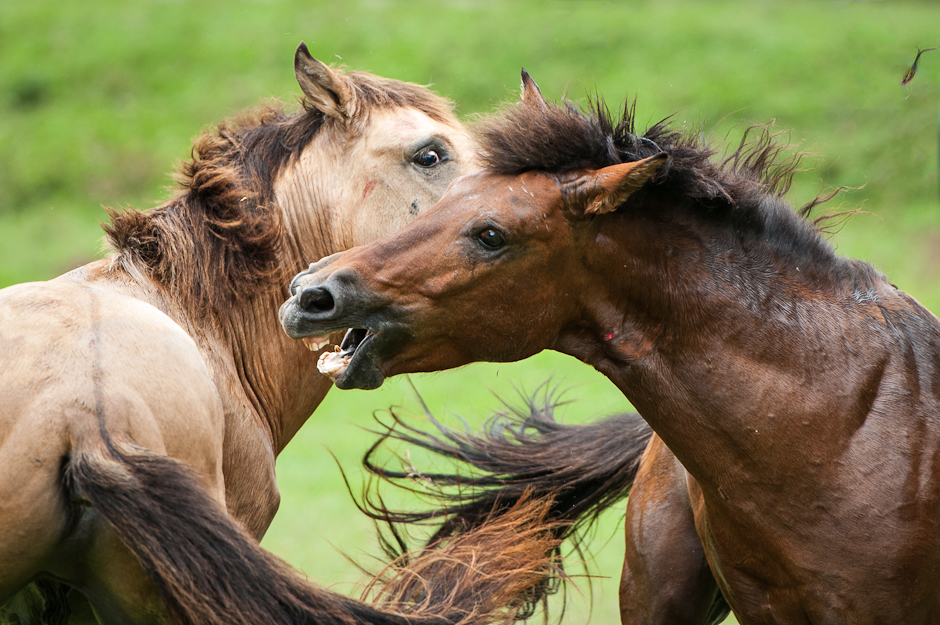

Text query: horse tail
(362, 493), (564, 624)
(361, 394), (653, 608)
(66, 440), (558, 625)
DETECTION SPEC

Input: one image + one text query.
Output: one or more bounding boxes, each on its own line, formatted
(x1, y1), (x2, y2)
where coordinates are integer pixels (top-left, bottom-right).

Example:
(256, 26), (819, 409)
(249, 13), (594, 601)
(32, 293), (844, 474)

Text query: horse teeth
(302, 336), (330, 352)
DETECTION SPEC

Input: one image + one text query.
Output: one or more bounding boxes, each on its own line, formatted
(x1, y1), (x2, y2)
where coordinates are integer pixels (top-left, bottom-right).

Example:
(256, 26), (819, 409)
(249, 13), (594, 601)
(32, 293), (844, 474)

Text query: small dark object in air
(901, 45), (939, 86)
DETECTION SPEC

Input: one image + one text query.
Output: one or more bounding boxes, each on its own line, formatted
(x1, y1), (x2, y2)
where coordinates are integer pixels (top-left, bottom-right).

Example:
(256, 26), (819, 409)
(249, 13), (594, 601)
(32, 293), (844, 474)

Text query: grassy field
(2, 1), (939, 623)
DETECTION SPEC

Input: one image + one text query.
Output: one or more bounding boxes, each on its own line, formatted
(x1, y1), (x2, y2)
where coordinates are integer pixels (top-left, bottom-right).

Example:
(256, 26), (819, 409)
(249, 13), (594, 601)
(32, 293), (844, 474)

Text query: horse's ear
(563, 153), (668, 216)
(294, 42), (354, 122)
(520, 69), (547, 109)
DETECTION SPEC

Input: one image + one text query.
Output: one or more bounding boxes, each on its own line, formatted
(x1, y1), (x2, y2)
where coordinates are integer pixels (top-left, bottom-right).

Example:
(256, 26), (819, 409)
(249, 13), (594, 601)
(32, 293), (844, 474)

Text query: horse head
(279, 43), (479, 258)
(279, 72), (667, 389)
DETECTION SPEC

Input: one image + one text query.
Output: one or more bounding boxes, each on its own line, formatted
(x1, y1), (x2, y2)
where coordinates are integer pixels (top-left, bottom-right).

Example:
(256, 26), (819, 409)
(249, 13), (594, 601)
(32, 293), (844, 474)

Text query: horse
(0, 43), (568, 625)
(280, 72), (940, 624)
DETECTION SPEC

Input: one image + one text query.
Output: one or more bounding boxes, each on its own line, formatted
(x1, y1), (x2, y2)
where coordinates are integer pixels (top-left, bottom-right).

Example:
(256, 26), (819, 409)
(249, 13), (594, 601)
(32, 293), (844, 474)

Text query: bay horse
(281, 73), (940, 624)
(0, 44), (565, 625)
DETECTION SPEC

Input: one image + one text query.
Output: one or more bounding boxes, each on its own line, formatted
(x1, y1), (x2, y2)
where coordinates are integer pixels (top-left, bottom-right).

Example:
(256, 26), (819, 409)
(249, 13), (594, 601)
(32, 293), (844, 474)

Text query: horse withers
(281, 72), (940, 624)
(0, 43), (565, 625)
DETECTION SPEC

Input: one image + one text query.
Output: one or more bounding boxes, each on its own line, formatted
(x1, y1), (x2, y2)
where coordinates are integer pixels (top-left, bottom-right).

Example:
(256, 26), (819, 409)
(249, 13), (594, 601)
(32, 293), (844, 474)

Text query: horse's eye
(413, 147), (443, 168)
(476, 229), (505, 250)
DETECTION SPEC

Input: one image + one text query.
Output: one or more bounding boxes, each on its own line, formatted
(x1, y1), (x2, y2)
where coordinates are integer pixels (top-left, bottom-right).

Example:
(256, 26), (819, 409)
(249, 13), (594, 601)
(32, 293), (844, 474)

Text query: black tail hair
(67, 444), (435, 625)
(64, 438), (562, 625)
(359, 389), (654, 615)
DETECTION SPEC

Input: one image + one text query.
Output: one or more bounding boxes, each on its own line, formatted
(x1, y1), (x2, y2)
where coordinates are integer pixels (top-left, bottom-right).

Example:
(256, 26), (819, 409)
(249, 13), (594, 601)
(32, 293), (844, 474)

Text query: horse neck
(216, 287), (329, 454)
(573, 197), (894, 480)
(220, 147), (351, 453)
(275, 137), (347, 266)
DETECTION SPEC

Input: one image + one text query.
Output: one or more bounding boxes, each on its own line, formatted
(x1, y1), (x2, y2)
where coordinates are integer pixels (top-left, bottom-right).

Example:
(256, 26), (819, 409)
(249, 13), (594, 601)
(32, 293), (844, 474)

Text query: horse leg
(76, 527), (173, 625)
(1, 553), (162, 625)
(0, 421), (86, 623)
(619, 434), (730, 625)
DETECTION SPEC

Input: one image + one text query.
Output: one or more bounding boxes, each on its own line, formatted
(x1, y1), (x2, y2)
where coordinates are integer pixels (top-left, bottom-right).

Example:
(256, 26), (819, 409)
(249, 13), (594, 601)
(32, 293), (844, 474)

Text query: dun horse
(0, 46), (567, 625)
(282, 73), (940, 624)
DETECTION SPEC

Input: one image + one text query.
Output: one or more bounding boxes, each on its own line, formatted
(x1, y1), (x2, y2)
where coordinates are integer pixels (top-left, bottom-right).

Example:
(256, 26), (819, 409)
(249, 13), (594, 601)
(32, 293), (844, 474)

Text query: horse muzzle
(279, 264), (394, 390)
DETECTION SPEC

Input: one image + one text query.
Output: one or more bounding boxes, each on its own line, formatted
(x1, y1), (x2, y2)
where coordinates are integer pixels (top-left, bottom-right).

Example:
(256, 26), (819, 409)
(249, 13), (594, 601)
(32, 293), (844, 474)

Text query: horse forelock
(339, 71), (459, 128)
(475, 94), (877, 290)
(104, 71), (458, 320)
(476, 96), (811, 205)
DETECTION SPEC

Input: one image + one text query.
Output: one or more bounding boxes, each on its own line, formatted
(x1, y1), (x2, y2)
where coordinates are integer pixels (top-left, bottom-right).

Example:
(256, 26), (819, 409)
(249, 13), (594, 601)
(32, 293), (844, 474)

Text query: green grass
(264, 354), (632, 622)
(3, 1), (940, 623)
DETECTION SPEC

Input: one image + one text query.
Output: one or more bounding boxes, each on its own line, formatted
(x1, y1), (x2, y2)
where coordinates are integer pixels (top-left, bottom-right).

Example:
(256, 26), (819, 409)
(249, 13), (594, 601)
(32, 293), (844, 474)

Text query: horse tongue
(317, 349), (352, 380)
(301, 335), (332, 352)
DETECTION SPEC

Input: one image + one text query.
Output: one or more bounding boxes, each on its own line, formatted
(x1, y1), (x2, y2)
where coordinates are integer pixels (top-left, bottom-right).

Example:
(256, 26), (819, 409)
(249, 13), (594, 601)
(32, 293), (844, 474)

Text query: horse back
(0, 276), (225, 483)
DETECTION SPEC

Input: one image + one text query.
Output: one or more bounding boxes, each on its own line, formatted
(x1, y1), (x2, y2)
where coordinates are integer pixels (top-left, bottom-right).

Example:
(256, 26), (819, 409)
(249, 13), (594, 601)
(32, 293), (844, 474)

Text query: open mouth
(315, 327), (377, 386)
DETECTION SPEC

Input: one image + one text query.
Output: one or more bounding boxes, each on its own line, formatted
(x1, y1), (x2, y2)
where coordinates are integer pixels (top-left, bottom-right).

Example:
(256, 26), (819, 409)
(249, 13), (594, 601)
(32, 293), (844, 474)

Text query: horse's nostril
(298, 286), (335, 314)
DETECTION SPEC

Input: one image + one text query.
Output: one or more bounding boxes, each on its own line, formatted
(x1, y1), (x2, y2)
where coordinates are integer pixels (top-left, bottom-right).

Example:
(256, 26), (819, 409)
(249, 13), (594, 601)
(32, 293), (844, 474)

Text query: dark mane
(104, 103), (317, 319)
(475, 96), (884, 291)
(476, 96), (802, 210)
(104, 72), (456, 319)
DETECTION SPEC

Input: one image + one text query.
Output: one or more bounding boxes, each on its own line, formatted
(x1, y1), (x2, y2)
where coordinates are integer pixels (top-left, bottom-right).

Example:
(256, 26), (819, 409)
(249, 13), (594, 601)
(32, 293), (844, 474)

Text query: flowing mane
(475, 96), (799, 206)
(474, 95), (886, 294)
(104, 71), (456, 319)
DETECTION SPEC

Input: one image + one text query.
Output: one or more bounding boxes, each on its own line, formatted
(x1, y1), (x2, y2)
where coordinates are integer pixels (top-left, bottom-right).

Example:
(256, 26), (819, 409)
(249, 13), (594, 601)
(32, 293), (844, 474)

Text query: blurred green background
(2, 1), (938, 623)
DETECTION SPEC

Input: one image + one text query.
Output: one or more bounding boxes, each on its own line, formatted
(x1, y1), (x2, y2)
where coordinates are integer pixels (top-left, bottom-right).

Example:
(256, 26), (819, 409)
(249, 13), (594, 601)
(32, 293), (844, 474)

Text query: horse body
(593, 202), (940, 622)
(63, 257), (286, 537)
(280, 75), (940, 623)
(1, 44), (488, 624)
(0, 278), (226, 622)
